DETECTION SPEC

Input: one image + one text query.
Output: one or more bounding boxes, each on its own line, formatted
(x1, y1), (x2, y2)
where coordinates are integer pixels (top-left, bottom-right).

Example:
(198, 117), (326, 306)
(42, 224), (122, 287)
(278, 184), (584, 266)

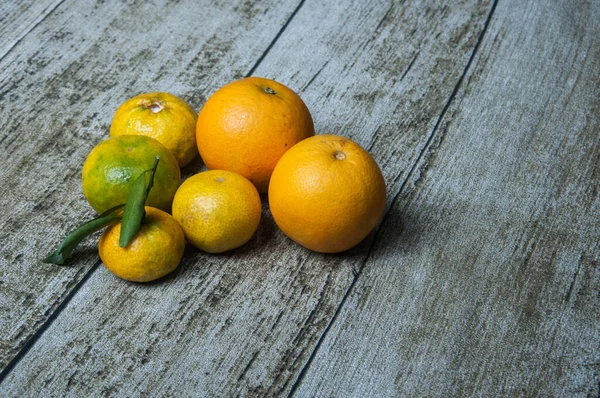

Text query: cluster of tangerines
(47, 77), (386, 282)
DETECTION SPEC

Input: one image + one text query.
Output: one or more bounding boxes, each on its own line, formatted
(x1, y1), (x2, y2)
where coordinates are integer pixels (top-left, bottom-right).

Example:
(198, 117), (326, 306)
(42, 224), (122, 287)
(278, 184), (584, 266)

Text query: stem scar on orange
(196, 77), (315, 193)
(268, 135), (386, 253)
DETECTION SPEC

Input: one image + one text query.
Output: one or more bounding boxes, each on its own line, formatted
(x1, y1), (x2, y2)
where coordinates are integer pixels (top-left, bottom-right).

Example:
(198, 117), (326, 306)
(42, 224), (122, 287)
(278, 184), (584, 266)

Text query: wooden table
(1, 0), (598, 396)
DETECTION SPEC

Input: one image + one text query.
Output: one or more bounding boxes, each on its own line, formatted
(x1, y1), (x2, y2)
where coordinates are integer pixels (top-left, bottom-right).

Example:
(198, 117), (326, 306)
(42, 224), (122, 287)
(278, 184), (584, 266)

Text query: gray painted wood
(294, 0), (600, 396)
(0, 0), (303, 373)
(0, 0), (64, 61)
(0, 0), (496, 396)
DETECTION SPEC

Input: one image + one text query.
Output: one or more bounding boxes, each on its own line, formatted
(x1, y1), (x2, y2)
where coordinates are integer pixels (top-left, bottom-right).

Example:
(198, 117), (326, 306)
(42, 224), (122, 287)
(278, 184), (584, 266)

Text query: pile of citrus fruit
(45, 77), (386, 282)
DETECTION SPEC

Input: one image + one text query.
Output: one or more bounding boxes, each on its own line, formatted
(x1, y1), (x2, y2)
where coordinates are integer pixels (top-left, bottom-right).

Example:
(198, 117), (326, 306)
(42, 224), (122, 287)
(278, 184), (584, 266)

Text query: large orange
(99, 207), (185, 282)
(268, 135), (386, 253)
(196, 77), (314, 192)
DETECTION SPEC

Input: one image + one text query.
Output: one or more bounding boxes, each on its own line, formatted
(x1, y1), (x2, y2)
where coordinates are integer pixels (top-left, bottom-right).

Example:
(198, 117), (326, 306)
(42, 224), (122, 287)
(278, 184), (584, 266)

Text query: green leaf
(43, 204), (125, 265)
(119, 156), (160, 248)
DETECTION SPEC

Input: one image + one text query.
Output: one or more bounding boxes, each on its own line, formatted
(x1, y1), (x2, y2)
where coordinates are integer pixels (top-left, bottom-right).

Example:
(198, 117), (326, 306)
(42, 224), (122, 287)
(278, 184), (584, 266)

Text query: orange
(98, 207), (185, 282)
(82, 135), (180, 213)
(196, 77), (314, 192)
(172, 170), (261, 253)
(110, 92), (198, 167)
(268, 135), (386, 253)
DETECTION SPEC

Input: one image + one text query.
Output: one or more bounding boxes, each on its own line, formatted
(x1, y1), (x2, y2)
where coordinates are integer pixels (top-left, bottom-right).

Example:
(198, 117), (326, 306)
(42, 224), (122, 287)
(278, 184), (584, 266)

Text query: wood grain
(0, 0), (303, 374)
(0, 0), (64, 62)
(294, 0), (600, 396)
(0, 0), (495, 396)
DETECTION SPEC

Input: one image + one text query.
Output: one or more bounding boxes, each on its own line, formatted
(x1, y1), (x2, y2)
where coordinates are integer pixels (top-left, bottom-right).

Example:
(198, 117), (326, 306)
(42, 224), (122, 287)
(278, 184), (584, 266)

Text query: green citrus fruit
(82, 135), (181, 213)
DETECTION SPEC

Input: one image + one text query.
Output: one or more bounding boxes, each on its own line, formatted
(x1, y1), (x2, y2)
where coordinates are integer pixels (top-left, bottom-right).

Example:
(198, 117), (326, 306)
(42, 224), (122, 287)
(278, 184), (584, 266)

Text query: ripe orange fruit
(196, 77), (314, 193)
(110, 92), (198, 167)
(98, 207), (185, 282)
(82, 135), (180, 213)
(268, 135), (386, 253)
(171, 170), (261, 253)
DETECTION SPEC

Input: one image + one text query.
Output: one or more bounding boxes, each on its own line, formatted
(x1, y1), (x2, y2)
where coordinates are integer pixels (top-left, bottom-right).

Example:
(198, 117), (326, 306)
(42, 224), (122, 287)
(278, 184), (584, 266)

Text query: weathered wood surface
(0, 0), (64, 61)
(0, 0), (598, 397)
(0, 0), (500, 396)
(0, 0), (303, 375)
(294, 0), (600, 396)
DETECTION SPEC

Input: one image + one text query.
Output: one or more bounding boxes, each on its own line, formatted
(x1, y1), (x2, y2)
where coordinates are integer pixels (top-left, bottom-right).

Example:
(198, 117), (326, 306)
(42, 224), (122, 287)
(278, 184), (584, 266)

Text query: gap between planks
(0, 0), (309, 385)
(0, 0), (67, 64)
(0, 261), (102, 383)
(287, 0), (500, 395)
(246, 0), (307, 77)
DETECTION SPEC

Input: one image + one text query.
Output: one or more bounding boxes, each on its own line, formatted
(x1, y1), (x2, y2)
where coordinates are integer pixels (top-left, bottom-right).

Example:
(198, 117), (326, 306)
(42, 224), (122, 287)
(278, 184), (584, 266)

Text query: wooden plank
(0, 0), (64, 61)
(0, 0), (495, 395)
(0, 0), (304, 374)
(293, 0), (600, 396)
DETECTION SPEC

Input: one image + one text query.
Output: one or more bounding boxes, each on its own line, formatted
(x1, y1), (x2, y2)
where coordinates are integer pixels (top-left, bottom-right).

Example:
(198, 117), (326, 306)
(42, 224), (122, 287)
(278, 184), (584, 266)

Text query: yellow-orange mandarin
(99, 207), (185, 282)
(172, 170), (261, 253)
(110, 92), (198, 167)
